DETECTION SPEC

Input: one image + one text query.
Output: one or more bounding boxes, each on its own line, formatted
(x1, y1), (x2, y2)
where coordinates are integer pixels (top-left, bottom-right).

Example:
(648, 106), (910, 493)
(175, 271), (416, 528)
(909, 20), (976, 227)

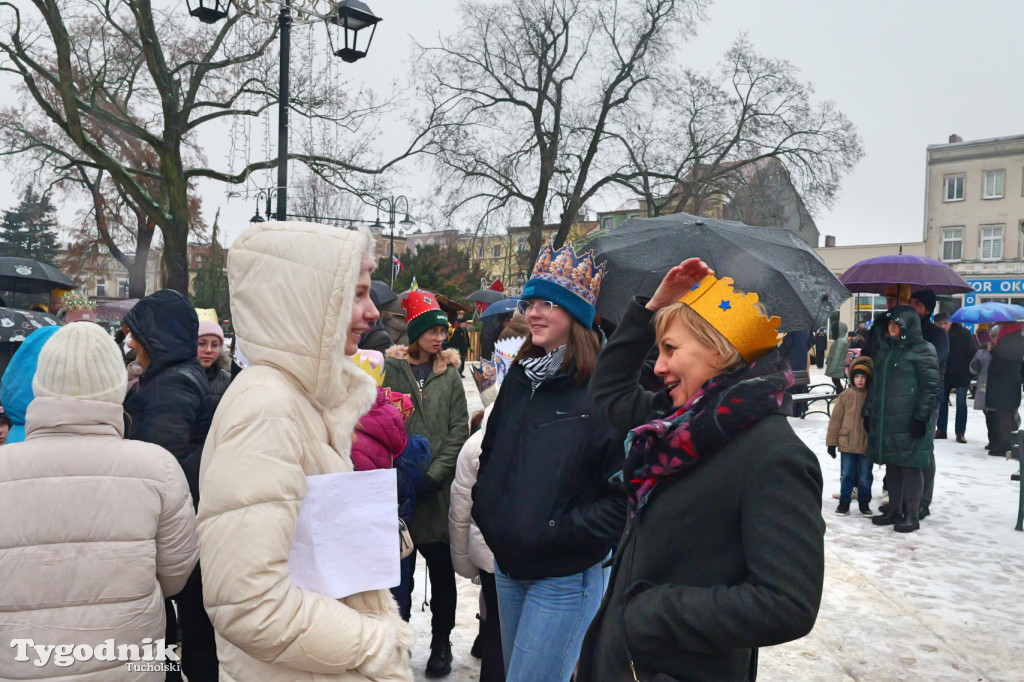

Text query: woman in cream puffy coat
(197, 223), (413, 682)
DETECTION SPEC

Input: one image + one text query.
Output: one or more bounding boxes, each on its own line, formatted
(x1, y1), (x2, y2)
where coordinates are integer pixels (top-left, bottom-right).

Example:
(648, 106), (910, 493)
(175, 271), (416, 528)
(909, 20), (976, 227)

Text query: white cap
(33, 323), (128, 404)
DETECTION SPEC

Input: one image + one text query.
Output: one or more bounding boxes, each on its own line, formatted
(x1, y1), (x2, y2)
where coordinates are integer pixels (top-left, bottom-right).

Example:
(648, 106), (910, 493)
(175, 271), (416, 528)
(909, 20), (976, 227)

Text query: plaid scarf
(624, 349), (793, 505)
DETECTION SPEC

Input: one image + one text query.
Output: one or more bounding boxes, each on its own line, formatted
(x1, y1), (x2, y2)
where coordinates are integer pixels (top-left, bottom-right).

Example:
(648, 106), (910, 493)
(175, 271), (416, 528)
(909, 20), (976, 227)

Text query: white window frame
(601, 216), (614, 231)
(979, 224), (1004, 261)
(940, 227), (963, 262)
(943, 174), (964, 202)
(95, 278), (107, 297)
(492, 244), (501, 258)
(117, 279), (129, 298)
(983, 170), (1005, 199)
(477, 245), (484, 258)
(516, 237), (528, 252)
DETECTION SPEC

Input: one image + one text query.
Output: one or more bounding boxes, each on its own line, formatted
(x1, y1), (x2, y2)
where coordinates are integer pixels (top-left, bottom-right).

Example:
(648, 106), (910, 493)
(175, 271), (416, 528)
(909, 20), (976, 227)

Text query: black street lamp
(186, 0), (229, 24)
(328, 0), (381, 63)
(376, 195), (413, 288)
(189, 0), (380, 222)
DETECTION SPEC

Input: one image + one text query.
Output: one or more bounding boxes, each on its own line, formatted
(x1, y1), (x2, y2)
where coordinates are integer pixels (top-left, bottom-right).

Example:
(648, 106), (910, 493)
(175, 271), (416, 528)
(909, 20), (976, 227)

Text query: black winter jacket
(124, 289), (212, 506)
(920, 317), (949, 377)
(205, 361), (233, 414)
(580, 300), (825, 682)
(944, 323), (977, 388)
(985, 329), (1024, 411)
(472, 362), (627, 580)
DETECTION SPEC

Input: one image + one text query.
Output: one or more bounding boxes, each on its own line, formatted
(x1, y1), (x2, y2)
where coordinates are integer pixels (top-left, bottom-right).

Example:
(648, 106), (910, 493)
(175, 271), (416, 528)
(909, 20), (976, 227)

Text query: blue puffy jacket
(0, 326), (61, 444)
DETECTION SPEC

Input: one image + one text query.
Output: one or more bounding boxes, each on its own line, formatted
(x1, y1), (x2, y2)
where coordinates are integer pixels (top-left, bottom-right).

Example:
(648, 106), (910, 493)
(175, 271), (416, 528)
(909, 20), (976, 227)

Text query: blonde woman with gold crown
(577, 258), (825, 682)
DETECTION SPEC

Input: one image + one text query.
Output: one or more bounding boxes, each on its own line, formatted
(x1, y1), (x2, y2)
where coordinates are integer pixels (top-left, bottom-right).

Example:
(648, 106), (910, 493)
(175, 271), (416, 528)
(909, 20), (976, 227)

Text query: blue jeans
(494, 560), (607, 682)
(840, 452), (872, 503)
(936, 383), (968, 436)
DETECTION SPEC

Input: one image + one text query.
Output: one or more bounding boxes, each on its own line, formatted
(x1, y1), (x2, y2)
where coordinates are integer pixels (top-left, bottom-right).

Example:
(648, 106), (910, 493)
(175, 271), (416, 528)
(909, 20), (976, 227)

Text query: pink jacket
(352, 387), (408, 471)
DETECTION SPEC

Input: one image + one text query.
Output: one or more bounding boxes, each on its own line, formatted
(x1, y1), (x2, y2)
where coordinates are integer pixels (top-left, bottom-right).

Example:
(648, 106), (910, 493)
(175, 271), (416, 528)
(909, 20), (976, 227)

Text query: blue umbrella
(950, 302), (1024, 325)
(480, 298), (521, 319)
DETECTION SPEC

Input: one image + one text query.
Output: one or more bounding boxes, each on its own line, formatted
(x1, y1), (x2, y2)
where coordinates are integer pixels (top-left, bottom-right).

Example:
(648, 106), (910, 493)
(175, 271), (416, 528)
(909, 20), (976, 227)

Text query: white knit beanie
(33, 322), (128, 404)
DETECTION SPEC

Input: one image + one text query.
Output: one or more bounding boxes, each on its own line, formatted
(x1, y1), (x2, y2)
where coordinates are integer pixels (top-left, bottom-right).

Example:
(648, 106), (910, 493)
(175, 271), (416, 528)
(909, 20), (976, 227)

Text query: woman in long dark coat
(577, 259), (825, 682)
(984, 322), (1024, 456)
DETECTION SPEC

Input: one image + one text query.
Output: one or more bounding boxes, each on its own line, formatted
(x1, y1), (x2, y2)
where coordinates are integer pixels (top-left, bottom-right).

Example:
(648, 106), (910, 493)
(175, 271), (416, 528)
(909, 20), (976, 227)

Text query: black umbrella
(370, 280), (398, 308)
(0, 308), (59, 342)
(0, 257), (76, 294)
(466, 289), (506, 304)
(590, 214), (849, 332)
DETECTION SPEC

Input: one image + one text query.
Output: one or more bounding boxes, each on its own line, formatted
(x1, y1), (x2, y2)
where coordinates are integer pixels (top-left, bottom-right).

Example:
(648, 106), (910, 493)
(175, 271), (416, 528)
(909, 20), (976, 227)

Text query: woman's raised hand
(646, 258), (712, 311)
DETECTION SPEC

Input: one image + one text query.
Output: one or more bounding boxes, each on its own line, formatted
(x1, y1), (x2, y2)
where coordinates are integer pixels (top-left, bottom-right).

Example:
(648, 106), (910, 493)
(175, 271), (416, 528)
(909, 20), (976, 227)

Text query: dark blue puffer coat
(124, 289), (212, 506)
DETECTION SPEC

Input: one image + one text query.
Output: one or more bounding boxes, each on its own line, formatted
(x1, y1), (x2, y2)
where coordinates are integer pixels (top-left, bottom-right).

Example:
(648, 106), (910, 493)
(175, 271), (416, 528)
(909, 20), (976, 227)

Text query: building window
(477, 245), (484, 258)
(940, 227), (963, 262)
(516, 238), (527, 252)
(601, 216), (614, 231)
(95, 278), (107, 297)
(492, 244), (501, 258)
(118, 279), (129, 298)
(980, 224), (1004, 260)
(943, 174), (964, 202)
(983, 171), (1005, 199)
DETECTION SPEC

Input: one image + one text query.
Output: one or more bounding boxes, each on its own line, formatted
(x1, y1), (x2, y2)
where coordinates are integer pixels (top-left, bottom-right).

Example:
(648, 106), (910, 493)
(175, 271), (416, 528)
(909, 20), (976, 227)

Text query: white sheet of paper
(289, 468), (399, 600)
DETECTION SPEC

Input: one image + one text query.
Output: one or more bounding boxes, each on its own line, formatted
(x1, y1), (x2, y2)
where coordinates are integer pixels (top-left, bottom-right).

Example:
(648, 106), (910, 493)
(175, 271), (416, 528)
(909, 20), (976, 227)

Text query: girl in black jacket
(577, 259), (825, 682)
(123, 289), (218, 682)
(473, 244), (626, 682)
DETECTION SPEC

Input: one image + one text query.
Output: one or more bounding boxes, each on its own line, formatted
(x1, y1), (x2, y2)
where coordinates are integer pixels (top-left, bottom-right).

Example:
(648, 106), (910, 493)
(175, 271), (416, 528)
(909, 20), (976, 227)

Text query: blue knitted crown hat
(521, 244), (606, 328)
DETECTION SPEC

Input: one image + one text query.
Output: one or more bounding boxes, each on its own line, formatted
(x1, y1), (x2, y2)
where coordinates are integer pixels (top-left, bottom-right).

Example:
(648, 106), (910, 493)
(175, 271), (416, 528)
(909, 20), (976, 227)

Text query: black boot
(425, 639), (453, 678)
(895, 512), (920, 533)
(917, 504), (930, 520)
(872, 509), (902, 526)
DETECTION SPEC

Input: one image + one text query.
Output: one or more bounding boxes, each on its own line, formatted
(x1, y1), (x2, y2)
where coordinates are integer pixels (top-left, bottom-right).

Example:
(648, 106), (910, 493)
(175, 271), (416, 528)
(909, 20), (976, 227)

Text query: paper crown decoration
(494, 335), (525, 375)
(473, 358), (499, 394)
(530, 244), (606, 307)
(62, 291), (97, 323)
(196, 308), (219, 324)
(678, 274), (783, 363)
(352, 353), (385, 386)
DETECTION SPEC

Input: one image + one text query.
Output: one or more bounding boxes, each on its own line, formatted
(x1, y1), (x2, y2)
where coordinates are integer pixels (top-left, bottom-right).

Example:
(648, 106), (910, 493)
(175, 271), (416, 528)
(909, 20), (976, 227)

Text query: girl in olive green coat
(383, 290), (469, 677)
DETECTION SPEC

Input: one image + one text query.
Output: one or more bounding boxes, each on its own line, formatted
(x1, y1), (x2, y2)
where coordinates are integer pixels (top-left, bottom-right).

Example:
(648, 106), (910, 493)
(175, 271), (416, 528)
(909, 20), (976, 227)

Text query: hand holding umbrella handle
(645, 258), (712, 311)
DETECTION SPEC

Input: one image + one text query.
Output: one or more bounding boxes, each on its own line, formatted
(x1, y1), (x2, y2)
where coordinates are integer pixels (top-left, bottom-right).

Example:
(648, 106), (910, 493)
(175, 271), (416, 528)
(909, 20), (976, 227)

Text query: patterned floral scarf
(623, 348), (793, 506)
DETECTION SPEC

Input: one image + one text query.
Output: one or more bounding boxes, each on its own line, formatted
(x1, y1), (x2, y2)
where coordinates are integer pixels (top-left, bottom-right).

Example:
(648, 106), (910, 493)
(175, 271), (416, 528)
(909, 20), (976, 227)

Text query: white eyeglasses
(516, 300), (561, 316)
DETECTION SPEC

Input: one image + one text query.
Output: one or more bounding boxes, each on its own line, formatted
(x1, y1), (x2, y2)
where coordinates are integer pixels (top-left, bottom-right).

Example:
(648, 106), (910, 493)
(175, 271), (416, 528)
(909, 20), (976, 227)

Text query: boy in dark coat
(865, 307), (941, 533)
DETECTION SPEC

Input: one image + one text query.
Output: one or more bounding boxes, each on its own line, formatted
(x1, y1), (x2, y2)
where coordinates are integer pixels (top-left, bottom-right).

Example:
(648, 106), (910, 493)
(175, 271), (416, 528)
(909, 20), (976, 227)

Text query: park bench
(790, 383), (839, 419)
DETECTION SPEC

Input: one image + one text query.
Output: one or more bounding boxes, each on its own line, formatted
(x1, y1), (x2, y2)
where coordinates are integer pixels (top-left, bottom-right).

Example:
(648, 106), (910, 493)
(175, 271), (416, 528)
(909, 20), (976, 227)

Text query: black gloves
(863, 416), (870, 434)
(415, 475), (440, 499)
(827, 445), (837, 458)
(910, 419), (927, 439)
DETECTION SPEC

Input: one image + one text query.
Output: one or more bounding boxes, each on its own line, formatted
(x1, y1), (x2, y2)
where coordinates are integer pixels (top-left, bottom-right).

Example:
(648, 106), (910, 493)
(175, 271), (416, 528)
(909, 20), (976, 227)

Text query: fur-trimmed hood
(385, 346), (461, 376)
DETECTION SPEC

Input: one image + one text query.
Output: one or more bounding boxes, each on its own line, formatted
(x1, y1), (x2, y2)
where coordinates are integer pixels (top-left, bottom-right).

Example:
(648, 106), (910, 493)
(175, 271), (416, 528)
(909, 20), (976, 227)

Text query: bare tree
(415, 0), (861, 264)
(613, 37), (863, 220)
(0, 0), (436, 291)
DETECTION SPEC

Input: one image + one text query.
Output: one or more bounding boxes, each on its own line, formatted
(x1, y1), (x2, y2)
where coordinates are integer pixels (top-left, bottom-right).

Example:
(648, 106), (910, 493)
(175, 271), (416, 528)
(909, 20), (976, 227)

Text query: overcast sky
(3, 0), (1023, 249)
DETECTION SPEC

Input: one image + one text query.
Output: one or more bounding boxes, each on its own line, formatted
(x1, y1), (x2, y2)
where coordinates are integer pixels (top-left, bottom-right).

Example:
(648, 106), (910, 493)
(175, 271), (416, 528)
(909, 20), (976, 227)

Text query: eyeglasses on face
(516, 299), (561, 316)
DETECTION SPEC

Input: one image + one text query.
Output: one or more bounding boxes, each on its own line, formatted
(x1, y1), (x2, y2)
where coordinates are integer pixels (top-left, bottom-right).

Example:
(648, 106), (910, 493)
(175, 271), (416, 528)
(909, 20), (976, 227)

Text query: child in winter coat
(826, 356), (874, 516)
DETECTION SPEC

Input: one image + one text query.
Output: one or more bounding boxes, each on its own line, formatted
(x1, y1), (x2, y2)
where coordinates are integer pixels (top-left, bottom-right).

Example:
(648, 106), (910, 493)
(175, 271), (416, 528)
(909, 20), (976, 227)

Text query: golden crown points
(352, 354), (385, 386)
(678, 274), (783, 363)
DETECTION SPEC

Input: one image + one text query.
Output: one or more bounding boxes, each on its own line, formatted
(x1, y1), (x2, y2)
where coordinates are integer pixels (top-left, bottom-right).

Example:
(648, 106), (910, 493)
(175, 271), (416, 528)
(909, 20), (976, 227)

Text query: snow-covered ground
(409, 370), (1024, 681)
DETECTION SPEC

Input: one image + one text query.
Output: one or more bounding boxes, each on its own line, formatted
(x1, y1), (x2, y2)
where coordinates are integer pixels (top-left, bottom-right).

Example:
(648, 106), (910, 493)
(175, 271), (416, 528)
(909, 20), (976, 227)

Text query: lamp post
(190, 0), (381, 221)
(372, 196), (413, 288)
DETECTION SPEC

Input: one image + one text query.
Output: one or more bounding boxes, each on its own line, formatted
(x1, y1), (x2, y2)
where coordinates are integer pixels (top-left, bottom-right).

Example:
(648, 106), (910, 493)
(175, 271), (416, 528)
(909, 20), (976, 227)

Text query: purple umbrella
(839, 255), (971, 295)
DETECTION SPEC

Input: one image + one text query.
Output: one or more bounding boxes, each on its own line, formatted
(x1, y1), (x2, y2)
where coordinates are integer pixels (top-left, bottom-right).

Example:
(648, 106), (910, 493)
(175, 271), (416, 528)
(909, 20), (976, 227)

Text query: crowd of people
(0, 219), (1021, 681)
(820, 286), (1024, 532)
